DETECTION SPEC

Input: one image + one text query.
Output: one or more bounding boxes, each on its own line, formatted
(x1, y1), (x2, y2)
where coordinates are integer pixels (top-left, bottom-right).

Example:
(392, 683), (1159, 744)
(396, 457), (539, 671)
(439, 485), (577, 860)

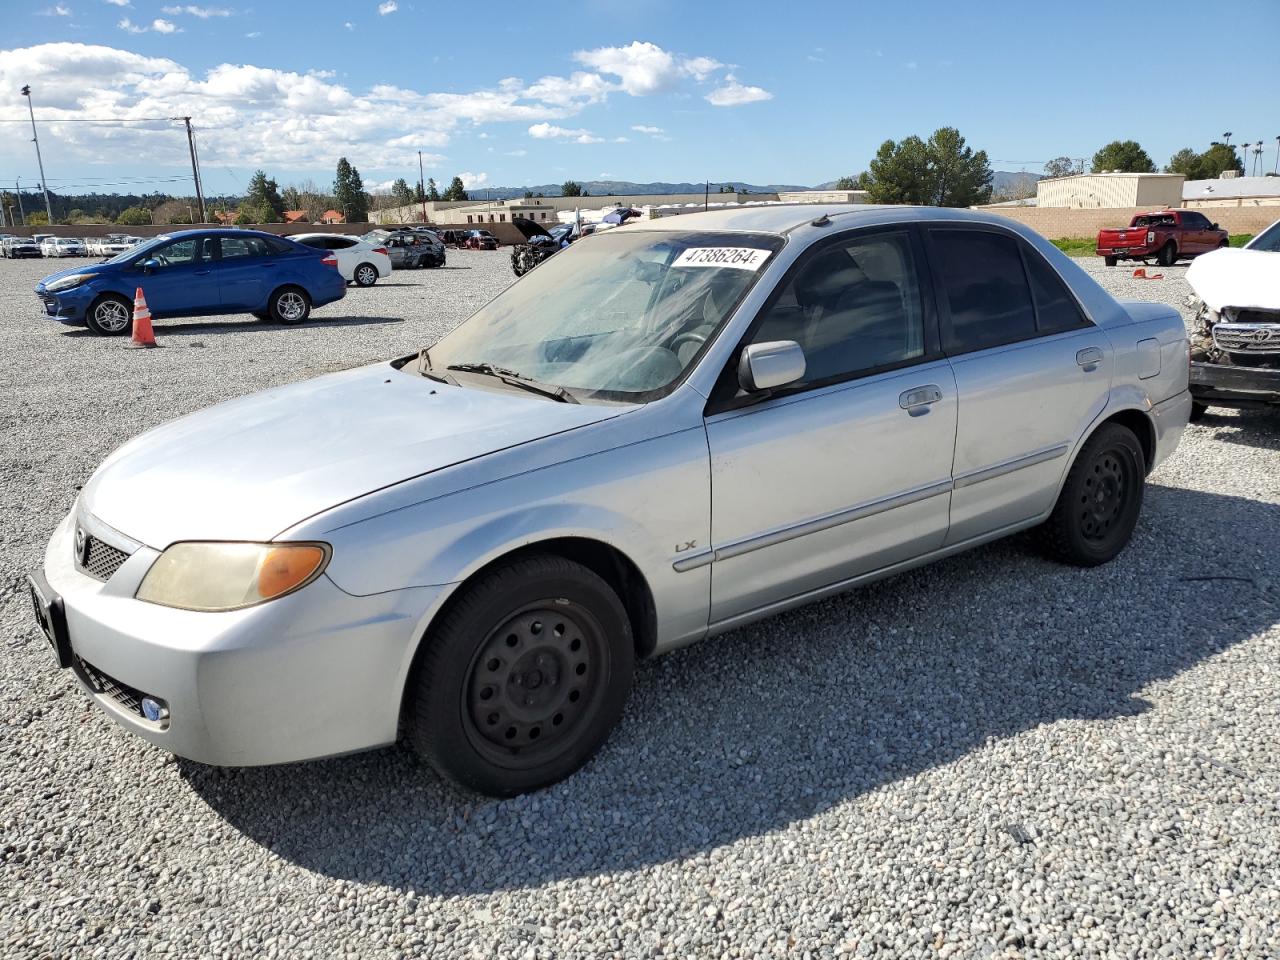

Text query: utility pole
(418, 150), (427, 223)
(180, 117), (206, 223)
(20, 85), (54, 224)
(1274, 135), (1279, 176)
(16, 178), (26, 225)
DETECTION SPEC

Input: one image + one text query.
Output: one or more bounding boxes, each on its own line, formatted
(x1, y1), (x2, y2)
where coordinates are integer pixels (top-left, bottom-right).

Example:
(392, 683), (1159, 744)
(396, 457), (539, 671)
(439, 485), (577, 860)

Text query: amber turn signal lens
(257, 545), (328, 600)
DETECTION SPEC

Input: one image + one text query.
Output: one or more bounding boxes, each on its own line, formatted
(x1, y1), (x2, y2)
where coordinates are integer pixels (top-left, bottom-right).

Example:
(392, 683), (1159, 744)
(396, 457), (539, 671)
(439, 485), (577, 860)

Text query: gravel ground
(2, 252), (1278, 959)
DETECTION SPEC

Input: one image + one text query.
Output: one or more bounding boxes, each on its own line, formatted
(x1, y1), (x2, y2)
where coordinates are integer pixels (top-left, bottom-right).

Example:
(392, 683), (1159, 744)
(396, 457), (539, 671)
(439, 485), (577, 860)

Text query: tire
(1035, 423), (1146, 567)
(86, 293), (133, 336)
(1104, 256), (1117, 267)
(406, 554), (635, 797)
(267, 286), (311, 325)
(1189, 401), (1209, 423)
(1157, 242), (1177, 267)
(353, 262), (379, 287)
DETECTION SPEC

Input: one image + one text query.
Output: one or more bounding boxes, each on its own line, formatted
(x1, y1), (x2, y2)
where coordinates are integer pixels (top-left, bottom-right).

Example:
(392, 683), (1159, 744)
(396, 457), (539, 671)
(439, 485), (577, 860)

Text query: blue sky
(3, 0), (1279, 197)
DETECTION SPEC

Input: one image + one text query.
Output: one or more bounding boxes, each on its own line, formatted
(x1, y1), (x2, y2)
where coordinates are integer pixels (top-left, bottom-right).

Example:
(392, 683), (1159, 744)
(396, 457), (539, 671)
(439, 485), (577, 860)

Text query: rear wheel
(406, 555), (634, 797)
(1157, 242), (1177, 267)
(1189, 401), (1209, 422)
(1104, 256), (1117, 267)
(268, 286), (311, 325)
(86, 294), (133, 336)
(353, 262), (379, 287)
(1036, 423), (1145, 567)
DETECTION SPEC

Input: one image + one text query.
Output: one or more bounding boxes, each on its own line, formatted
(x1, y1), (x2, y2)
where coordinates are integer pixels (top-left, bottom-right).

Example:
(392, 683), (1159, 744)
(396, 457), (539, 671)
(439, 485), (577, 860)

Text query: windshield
(1247, 220), (1280, 253)
(106, 234), (173, 264)
(425, 229), (784, 402)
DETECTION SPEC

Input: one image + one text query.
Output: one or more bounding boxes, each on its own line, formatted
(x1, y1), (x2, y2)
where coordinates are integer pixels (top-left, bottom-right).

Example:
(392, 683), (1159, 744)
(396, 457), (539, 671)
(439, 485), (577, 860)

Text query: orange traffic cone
(129, 287), (157, 347)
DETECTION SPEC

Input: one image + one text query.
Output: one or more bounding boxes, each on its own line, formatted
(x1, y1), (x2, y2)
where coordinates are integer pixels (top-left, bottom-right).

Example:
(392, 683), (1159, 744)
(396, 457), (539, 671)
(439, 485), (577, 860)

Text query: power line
(0, 116), (176, 123)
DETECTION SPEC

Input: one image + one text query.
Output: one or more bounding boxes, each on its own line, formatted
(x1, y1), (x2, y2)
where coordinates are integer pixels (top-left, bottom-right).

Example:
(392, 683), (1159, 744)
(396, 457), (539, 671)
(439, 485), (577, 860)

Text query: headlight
(136, 541), (330, 612)
(44, 273), (95, 293)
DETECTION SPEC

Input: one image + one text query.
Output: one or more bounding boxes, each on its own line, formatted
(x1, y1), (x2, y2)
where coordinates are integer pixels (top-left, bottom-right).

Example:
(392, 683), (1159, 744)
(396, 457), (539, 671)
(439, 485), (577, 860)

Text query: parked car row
(0, 233), (143, 258)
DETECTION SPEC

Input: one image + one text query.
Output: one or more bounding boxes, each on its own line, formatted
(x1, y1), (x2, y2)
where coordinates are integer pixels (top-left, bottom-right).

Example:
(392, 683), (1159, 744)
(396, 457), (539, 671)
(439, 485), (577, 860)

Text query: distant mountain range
(469, 172), (1041, 200)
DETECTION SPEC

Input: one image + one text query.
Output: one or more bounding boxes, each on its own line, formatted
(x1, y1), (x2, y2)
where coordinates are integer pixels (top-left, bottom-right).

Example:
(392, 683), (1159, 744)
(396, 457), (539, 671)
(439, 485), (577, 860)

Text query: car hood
(1187, 248), (1280, 313)
(80, 362), (625, 547)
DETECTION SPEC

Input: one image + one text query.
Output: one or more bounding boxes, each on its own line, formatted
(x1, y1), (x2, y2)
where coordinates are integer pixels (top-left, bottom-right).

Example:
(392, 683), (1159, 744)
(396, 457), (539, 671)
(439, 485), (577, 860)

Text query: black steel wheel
(1157, 242), (1177, 267)
(406, 554), (634, 796)
(1036, 423), (1145, 567)
(1104, 255), (1117, 267)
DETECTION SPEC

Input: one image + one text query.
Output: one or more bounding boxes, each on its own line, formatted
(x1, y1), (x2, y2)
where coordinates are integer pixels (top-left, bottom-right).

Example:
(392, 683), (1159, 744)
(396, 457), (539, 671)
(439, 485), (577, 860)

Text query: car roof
(617, 203), (1068, 237)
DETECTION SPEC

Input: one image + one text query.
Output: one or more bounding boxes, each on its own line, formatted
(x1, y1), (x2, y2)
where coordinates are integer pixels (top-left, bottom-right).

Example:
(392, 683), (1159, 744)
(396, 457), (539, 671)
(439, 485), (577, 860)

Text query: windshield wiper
(446, 362), (579, 404)
(416, 347), (459, 385)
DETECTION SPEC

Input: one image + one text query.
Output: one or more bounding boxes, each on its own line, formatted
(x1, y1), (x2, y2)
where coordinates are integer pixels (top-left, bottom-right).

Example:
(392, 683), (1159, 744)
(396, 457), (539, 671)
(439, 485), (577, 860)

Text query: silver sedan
(30, 205), (1192, 796)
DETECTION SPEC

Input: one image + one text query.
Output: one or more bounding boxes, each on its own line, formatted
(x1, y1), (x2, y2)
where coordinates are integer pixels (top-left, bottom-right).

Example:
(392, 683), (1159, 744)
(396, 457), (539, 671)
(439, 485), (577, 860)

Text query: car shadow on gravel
(1200, 408), (1280, 452)
(180, 483), (1280, 897)
(59, 316), (405, 337)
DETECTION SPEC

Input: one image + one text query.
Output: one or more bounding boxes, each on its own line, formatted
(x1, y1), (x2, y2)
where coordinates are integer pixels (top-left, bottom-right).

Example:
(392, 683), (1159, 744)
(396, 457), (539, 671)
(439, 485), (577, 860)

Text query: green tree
(442, 176), (469, 201)
(246, 169), (285, 217)
(333, 157), (368, 222)
(115, 206), (150, 225)
(391, 177), (414, 206)
(413, 181), (426, 203)
(833, 175), (860, 190)
(560, 180), (582, 198)
(26, 210), (50, 225)
(281, 186), (302, 211)
(1165, 148), (1202, 178)
(1043, 156), (1076, 178)
(1091, 140), (1155, 173)
(426, 177), (440, 201)
(522, 189), (534, 199)
(862, 127), (992, 207)
(1198, 142), (1244, 179)
(236, 201), (278, 224)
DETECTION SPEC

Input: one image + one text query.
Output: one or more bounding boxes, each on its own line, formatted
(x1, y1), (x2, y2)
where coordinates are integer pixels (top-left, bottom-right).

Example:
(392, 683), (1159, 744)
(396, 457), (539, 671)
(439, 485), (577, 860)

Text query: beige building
(1036, 173), (1184, 209)
(1183, 175), (1280, 208)
(776, 189), (869, 204)
(372, 191), (774, 225)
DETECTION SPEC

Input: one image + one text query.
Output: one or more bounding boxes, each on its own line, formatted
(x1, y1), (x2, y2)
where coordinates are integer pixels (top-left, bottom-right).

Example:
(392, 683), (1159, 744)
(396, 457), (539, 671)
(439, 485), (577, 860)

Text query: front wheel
(86, 294), (133, 336)
(406, 555), (634, 797)
(268, 286), (311, 325)
(1157, 242), (1177, 267)
(353, 262), (379, 287)
(1035, 423), (1145, 567)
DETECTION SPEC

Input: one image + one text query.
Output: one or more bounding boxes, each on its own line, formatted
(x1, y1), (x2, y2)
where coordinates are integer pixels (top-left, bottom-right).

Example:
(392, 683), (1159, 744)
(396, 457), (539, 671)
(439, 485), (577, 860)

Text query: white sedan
(292, 233), (392, 287)
(41, 237), (88, 258)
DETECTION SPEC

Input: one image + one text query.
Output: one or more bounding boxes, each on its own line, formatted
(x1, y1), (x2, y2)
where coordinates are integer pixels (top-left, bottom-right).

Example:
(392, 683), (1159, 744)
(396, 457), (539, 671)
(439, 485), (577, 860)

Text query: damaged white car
(1187, 220), (1280, 419)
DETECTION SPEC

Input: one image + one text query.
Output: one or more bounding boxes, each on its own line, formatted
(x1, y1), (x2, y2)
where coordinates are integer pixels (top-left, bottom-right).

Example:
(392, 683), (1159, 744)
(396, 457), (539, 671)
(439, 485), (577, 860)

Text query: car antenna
(810, 213), (831, 227)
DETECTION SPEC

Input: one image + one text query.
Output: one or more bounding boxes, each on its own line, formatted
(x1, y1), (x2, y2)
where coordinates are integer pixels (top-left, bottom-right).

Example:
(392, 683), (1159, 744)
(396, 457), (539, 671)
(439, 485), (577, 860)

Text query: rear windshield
(1132, 215), (1176, 227)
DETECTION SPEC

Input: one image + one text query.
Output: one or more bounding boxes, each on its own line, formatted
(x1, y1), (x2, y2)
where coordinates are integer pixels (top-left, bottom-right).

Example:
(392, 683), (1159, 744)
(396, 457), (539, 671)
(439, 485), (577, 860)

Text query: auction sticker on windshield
(673, 247), (771, 271)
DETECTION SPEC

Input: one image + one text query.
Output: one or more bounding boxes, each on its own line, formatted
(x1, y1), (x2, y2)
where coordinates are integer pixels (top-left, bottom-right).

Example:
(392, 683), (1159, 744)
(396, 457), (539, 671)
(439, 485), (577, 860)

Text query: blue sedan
(35, 229), (348, 336)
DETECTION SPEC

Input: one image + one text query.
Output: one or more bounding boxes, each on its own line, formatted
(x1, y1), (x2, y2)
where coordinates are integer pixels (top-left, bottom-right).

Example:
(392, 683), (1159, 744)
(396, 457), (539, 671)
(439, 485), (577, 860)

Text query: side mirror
(1212, 223), (1220, 230)
(738, 340), (806, 393)
(138, 258), (159, 273)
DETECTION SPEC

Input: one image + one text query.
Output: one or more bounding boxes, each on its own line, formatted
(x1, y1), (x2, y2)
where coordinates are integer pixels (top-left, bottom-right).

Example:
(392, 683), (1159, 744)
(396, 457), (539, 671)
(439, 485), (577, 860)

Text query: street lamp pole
(20, 85), (54, 225)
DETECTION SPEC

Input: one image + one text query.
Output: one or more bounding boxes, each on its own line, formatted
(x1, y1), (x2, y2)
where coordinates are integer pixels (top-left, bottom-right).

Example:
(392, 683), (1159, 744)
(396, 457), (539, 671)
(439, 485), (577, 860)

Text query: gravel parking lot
(2, 251), (1277, 959)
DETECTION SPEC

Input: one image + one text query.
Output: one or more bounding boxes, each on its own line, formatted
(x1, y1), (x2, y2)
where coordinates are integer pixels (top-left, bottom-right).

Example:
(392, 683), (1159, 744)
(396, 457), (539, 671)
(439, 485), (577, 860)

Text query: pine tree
(427, 178), (440, 201)
(333, 157), (369, 223)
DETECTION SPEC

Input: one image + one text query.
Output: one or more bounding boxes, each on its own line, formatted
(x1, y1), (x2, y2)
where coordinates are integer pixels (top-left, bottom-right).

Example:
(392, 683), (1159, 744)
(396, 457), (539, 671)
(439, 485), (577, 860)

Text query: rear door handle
(899, 384), (943, 412)
(1076, 347), (1104, 368)
(193, 269), (211, 276)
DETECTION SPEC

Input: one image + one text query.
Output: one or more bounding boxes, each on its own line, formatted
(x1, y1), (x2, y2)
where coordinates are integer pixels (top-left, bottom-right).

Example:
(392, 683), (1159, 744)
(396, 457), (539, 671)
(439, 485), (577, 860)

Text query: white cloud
(573, 42), (730, 96)
(378, 0), (397, 12)
(41, 4), (73, 15)
(103, 0), (130, 5)
(119, 16), (180, 33)
(505, 148), (527, 157)
(705, 74), (772, 107)
(161, 5), (232, 16)
(528, 122), (602, 144)
(681, 56), (721, 81)
(459, 171), (487, 190)
(903, 60), (918, 70)
(245, 31), (260, 37)
(631, 124), (663, 135)
(343, 20), (353, 29)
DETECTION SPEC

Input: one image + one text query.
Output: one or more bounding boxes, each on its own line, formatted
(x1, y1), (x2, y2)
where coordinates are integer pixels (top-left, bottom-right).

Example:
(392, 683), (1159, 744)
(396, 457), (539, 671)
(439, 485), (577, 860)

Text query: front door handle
(194, 269), (211, 276)
(1076, 347), (1104, 368)
(899, 384), (943, 412)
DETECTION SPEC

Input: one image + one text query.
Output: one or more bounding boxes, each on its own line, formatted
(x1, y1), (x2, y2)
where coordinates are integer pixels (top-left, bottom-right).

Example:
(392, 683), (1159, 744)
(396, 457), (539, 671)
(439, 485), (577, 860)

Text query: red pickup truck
(1096, 210), (1228, 267)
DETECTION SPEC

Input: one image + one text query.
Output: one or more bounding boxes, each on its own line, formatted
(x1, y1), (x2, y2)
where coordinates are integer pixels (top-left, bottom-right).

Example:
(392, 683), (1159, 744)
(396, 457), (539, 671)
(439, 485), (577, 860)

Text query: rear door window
(1023, 248), (1090, 333)
(930, 230), (1037, 353)
(219, 236), (272, 260)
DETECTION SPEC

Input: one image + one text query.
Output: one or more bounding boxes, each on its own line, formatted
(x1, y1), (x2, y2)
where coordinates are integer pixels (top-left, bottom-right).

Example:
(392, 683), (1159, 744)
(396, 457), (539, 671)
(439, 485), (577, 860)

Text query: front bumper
(1190, 360), (1280, 406)
(35, 285), (93, 322)
(39, 511), (446, 766)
